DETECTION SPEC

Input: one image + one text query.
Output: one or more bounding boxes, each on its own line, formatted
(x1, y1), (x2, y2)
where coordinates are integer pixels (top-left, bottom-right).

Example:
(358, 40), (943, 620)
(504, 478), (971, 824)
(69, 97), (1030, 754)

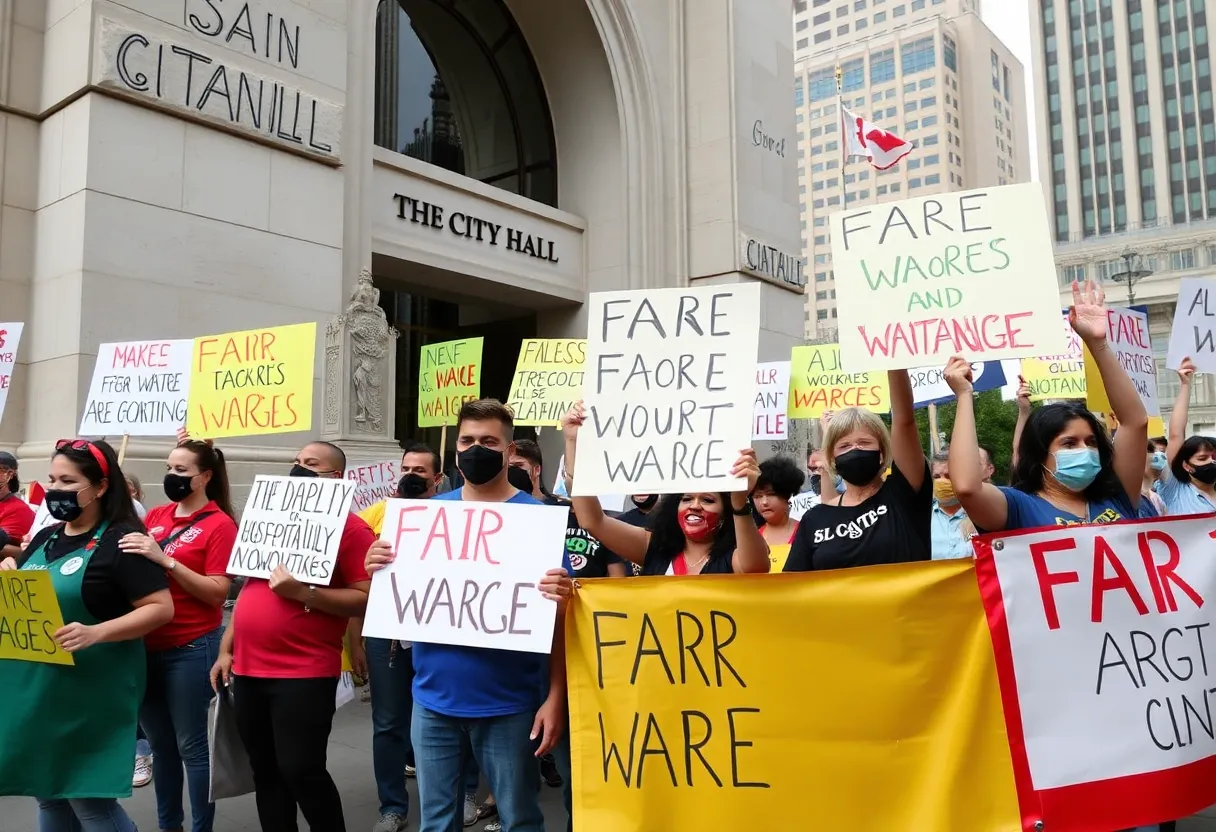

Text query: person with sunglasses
(0, 438), (174, 832)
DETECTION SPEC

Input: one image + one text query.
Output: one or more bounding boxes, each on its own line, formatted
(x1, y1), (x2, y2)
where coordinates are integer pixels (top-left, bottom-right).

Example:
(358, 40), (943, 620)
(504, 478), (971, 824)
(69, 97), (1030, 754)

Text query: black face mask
(289, 464), (319, 478)
(45, 489), (88, 522)
(809, 474), (822, 495)
(163, 473), (196, 503)
(398, 473), (431, 499)
(1192, 462), (1216, 485)
(834, 449), (884, 486)
(631, 494), (658, 511)
(458, 445), (505, 486)
(506, 466), (534, 493)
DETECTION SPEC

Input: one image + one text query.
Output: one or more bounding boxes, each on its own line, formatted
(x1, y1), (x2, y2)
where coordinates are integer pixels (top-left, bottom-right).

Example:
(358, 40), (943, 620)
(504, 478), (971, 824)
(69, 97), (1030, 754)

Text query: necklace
(684, 553), (709, 573)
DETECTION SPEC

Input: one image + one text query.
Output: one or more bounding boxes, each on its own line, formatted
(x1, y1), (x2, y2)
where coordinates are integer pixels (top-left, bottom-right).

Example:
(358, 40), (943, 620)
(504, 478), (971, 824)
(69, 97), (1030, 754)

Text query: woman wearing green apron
(0, 439), (173, 832)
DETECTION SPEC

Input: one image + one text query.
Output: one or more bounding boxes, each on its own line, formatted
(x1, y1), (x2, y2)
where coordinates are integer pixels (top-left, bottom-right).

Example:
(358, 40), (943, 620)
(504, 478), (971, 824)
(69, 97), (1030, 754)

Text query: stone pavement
(2, 699), (1215, 831)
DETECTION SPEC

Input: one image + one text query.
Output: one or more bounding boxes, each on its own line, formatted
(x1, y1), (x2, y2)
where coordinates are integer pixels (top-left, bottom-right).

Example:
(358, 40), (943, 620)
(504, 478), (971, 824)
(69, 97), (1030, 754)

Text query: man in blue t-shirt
(365, 399), (572, 832)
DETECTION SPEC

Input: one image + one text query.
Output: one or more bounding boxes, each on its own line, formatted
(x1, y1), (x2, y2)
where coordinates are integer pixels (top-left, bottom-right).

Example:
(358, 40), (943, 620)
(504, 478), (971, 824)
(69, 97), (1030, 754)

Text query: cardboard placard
(346, 459), (402, 514)
(909, 360), (1007, 409)
(1084, 306), (1159, 418)
(788, 344), (890, 419)
(80, 340), (193, 436)
(507, 339), (587, 427)
(1020, 311), (1086, 402)
(418, 338), (484, 428)
(753, 361), (791, 440)
(0, 570), (74, 666)
(0, 323), (24, 426)
(1167, 277), (1216, 372)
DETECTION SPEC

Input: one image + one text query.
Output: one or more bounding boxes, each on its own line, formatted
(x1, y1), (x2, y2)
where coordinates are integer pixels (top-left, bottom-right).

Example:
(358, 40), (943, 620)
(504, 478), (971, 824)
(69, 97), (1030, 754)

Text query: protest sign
(187, 323), (316, 439)
(28, 501), (57, 538)
(507, 339), (586, 427)
(1020, 310), (1086, 402)
(753, 361), (791, 440)
(1167, 278), (1216, 373)
(830, 184), (1065, 370)
(228, 475), (356, 584)
(788, 491), (818, 522)
(362, 498), (568, 653)
(567, 563), (1020, 830)
(346, 459), (401, 514)
(975, 516), (1216, 830)
(0, 570), (73, 666)
(788, 344), (890, 418)
(1084, 306), (1159, 418)
(572, 284), (760, 496)
(0, 323), (24, 426)
(418, 338), (484, 428)
(80, 340), (192, 436)
(910, 360), (1007, 409)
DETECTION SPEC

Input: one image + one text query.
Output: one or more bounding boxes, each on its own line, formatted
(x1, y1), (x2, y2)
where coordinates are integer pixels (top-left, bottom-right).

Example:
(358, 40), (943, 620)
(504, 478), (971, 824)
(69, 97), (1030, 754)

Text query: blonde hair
(823, 408), (893, 482)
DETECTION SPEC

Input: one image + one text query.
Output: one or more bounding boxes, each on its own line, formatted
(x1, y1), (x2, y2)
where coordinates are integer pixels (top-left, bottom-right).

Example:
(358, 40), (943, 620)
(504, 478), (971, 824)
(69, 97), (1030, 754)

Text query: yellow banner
(0, 570), (74, 666)
(506, 339), (586, 426)
(788, 344), (890, 418)
(567, 565), (1019, 830)
(418, 338), (484, 428)
(187, 323), (316, 439)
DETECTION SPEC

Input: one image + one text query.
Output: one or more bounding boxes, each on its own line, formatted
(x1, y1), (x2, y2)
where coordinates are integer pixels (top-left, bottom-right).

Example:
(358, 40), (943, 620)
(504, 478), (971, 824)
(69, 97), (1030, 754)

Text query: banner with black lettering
(974, 515), (1216, 831)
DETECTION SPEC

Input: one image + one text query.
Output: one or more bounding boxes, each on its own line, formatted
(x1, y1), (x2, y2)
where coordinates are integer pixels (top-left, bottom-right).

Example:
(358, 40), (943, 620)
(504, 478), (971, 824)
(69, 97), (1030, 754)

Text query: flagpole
(836, 63), (847, 210)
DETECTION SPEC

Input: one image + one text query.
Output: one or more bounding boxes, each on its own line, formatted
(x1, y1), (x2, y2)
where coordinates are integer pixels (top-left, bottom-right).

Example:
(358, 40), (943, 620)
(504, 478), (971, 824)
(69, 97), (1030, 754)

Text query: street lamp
(1110, 250), (1154, 307)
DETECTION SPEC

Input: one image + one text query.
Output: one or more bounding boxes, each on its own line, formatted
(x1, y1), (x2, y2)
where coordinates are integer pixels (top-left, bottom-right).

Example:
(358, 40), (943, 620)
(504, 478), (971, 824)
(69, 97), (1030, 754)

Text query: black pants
(232, 675), (345, 832)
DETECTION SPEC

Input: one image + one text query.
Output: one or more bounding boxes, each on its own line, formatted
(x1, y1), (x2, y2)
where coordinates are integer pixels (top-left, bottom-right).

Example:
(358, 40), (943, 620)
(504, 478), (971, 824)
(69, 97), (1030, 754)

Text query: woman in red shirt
(118, 437), (237, 832)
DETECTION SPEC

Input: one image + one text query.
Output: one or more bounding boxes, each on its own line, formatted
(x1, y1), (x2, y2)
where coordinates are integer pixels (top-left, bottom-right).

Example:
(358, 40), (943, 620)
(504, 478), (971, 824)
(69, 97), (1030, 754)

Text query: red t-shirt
(144, 500), (238, 651)
(232, 513), (374, 679)
(0, 495), (34, 546)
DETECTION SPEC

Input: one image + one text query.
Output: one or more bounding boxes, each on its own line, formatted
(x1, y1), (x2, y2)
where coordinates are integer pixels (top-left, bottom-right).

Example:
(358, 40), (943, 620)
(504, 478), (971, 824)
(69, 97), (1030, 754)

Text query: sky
(981, 0), (1041, 180)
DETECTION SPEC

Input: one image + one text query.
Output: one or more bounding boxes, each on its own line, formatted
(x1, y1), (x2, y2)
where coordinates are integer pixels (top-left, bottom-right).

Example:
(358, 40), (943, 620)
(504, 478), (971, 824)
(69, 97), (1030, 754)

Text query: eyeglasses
(55, 439), (110, 478)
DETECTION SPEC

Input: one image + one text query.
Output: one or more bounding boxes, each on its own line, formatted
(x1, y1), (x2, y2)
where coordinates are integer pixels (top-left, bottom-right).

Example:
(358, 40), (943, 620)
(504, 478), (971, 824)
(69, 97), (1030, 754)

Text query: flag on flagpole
(840, 105), (914, 170)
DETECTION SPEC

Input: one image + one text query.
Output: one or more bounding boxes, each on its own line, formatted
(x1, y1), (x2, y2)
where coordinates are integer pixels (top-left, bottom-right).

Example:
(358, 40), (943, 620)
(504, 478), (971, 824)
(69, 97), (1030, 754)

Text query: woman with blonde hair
(783, 370), (931, 571)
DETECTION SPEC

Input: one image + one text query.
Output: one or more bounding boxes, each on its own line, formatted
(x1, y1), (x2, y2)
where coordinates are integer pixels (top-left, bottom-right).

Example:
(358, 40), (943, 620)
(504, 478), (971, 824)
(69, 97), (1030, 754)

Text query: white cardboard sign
(573, 284), (761, 496)
(362, 498), (569, 654)
(0, 323), (24, 427)
(753, 361), (791, 440)
(346, 459), (401, 514)
(228, 475), (356, 584)
(788, 491), (819, 522)
(80, 339), (193, 436)
(1167, 278), (1216, 373)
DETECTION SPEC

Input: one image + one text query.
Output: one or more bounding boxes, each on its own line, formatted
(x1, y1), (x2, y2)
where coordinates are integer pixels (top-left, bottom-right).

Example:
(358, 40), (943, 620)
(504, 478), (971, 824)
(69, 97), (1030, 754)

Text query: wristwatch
(165, 558), (178, 572)
(731, 497), (754, 516)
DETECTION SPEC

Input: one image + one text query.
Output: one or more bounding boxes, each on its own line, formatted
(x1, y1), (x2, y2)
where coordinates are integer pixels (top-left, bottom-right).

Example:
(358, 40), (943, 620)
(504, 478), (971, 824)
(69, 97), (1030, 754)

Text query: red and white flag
(840, 105), (913, 170)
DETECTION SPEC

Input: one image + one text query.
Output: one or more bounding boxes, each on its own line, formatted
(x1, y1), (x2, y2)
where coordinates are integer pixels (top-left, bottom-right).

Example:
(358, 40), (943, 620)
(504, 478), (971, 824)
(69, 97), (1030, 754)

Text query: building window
(841, 58), (865, 92)
(817, 310), (829, 321)
(874, 11), (887, 22)
(893, 5), (906, 16)
(921, 115), (938, 127)
(911, 0), (925, 8)
(901, 36), (936, 75)
(943, 35), (957, 72)
(814, 30), (831, 43)
(907, 158), (921, 170)
(923, 153), (939, 166)
(924, 173), (940, 185)
(837, 24), (849, 35)
(870, 48), (895, 84)
(909, 177), (921, 188)
(797, 37), (809, 49)
(921, 96), (936, 108)
(809, 67), (836, 101)
(1171, 248), (1197, 271)
(797, 19), (808, 31)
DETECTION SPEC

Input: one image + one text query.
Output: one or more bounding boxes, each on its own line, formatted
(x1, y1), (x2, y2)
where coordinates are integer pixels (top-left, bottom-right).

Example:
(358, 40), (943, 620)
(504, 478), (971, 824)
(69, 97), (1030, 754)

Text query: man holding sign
(364, 399), (572, 832)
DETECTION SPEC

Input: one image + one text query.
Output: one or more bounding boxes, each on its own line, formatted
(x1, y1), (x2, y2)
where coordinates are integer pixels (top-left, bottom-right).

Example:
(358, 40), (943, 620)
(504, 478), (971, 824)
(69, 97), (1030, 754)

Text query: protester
(364, 399), (572, 832)
(614, 494), (657, 576)
(1010, 374), (1033, 469)
(0, 451), (33, 561)
(782, 372), (929, 572)
(754, 456), (804, 570)
(128, 473), (148, 520)
(1139, 440), (1168, 518)
(947, 280), (1148, 530)
(351, 441), (444, 832)
(561, 403), (769, 575)
(0, 439), (173, 831)
(118, 435), (237, 832)
(929, 451), (975, 560)
(1159, 357), (1216, 516)
(210, 441), (374, 832)
(800, 448), (824, 494)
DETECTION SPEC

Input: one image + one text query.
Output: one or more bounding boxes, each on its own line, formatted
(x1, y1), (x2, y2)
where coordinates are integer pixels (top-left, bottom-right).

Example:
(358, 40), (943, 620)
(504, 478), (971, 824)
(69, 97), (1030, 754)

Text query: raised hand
(1069, 279), (1109, 344)
(943, 354), (974, 396)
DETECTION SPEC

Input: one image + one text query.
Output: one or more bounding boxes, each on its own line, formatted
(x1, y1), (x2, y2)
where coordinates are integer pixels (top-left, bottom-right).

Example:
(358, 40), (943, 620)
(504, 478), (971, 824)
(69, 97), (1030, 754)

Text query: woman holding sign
(1159, 357), (1216, 516)
(119, 434), (237, 832)
(559, 404), (770, 575)
(946, 280), (1148, 530)
(0, 438), (173, 831)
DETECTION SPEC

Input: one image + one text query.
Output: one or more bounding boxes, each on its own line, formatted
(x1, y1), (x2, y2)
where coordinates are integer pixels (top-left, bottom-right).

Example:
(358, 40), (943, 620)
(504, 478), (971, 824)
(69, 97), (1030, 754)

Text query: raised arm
(729, 449), (770, 574)
(1167, 357), (1196, 465)
(1070, 280), (1148, 504)
(945, 356), (1009, 531)
(1012, 374), (1032, 468)
(887, 369), (926, 491)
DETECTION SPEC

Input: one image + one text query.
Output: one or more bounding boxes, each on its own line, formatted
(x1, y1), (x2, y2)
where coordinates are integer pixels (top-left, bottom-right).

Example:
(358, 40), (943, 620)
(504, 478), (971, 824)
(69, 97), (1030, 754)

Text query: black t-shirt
(783, 461), (932, 573)
(615, 507), (657, 576)
(19, 521), (168, 623)
(543, 495), (623, 579)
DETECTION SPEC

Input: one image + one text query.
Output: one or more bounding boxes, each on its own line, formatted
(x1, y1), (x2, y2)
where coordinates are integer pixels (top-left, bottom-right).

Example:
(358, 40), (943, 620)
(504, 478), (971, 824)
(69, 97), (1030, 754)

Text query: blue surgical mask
(1151, 451), (1168, 472)
(1051, 447), (1101, 492)
(835, 475), (846, 494)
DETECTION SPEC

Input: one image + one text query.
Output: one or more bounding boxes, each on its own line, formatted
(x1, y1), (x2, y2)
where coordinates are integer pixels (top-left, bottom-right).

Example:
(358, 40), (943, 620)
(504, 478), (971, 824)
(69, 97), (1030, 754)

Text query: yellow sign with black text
(566, 564), (1020, 830)
(0, 570), (74, 666)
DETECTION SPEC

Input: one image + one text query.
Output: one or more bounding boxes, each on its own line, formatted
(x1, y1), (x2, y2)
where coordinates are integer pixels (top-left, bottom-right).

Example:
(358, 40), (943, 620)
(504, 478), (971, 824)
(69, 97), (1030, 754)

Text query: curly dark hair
(755, 456), (806, 500)
(643, 493), (737, 573)
(1010, 402), (1122, 500)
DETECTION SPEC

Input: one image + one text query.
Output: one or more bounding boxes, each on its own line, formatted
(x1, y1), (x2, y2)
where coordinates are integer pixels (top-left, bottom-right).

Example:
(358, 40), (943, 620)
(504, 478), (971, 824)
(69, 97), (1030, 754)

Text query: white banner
(228, 475), (356, 584)
(80, 339), (193, 436)
(362, 499), (568, 653)
(346, 459), (401, 514)
(753, 361), (790, 440)
(1167, 277), (1216, 372)
(0, 323), (24, 427)
(573, 284), (761, 496)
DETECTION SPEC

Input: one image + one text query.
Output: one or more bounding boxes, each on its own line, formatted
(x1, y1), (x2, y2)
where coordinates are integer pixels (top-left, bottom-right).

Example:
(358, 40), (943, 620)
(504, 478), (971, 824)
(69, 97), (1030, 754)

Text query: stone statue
(331, 270), (397, 434)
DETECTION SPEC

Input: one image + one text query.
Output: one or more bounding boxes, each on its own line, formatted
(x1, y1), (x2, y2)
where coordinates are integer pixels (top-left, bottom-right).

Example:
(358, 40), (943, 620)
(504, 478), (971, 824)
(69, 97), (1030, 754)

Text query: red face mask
(678, 507), (721, 542)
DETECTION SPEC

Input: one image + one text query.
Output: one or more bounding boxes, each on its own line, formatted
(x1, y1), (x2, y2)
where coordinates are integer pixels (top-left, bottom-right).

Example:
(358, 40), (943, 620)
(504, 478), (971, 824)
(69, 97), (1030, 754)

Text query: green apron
(0, 522), (146, 798)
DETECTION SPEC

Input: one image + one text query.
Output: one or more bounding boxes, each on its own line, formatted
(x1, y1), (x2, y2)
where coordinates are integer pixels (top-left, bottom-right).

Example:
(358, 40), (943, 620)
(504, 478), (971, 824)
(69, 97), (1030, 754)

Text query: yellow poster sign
(506, 339), (586, 426)
(567, 564), (1019, 830)
(0, 570), (74, 666)
(187, 323), (316, 439)
(788, 344), (890, 418)
(418, 338), (484, 428)
(1020, 311), (1085, 401)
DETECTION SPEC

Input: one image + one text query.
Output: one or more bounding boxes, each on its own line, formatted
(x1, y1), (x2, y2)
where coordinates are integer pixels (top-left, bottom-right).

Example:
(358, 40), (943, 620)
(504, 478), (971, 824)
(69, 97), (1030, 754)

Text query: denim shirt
(930, 502), (973, 560)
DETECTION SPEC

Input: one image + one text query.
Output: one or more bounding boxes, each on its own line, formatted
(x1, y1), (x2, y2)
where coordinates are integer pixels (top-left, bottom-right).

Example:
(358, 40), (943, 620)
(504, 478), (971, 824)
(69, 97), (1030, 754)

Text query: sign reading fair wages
(418, 338), (483, 428)
(573, 284), (760, 496)
(362, 499), (568, 653)
(228, 475), (356, 584)
(753, 361), (790, 440)
(0, 570), (73, 666)
(506, 339), (586, 427)
(80, 340), (192, 436)
(1167, 278), (1216, 373)
(831, 183), (1065, 370)
(974, 516), (1216, 830)
(0, 323), (23, 426)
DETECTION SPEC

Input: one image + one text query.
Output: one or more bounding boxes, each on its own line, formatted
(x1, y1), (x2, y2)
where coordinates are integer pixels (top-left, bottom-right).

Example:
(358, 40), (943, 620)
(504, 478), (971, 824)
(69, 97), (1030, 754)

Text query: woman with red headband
(0, 438), (173, 832)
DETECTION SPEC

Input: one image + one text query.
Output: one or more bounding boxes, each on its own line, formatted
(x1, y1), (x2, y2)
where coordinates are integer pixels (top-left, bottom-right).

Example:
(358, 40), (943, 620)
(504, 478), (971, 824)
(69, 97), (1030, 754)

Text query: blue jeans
(366, 638), (415, 817)
(139, 628), (221, 832)
(36, 798), (137, 832)
(413, 705), (543, 832)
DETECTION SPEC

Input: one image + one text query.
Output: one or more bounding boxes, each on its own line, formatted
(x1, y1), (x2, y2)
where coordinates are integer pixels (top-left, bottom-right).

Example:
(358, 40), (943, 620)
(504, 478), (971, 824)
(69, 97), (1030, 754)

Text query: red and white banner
(975, 515), (1216, 831)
